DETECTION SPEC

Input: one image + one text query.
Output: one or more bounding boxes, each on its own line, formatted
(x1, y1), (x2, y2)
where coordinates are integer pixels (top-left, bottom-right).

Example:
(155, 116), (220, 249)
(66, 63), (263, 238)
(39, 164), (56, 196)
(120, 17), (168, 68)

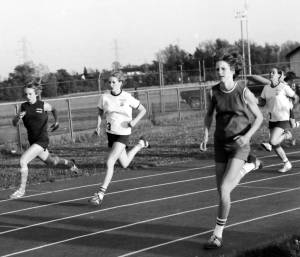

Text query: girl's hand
(199, 141), (207, 152)
(50, 122), (59, 132)
(128, 120), (136, 128)
(94, 127), (100, 136)
(18, 111), (26, 119)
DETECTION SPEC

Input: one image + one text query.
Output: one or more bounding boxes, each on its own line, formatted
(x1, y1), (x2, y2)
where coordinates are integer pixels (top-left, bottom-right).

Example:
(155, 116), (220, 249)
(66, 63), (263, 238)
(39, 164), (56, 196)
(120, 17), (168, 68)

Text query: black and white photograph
(0, 0), (300, 256)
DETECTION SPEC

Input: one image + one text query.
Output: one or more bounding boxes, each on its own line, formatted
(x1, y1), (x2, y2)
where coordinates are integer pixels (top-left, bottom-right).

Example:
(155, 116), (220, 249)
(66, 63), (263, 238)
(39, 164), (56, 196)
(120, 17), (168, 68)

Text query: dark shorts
(269, 120), (290, 130)
(214, 139), (250, 163)
(29, 137), (49, 150)
(107, 133), (130, 148)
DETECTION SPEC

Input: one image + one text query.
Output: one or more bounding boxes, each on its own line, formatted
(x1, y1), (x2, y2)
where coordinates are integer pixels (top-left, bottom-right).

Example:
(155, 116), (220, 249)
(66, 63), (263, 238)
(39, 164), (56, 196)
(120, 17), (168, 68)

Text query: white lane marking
(0, 175), (215, 217)
(118, 206), (300, 257)
(1, 159), (300, 217)
(1, 149), (300, 202)
(0, 165), (215, 203)
(3, 187), (300, 257)
(0, 170), (300, 236)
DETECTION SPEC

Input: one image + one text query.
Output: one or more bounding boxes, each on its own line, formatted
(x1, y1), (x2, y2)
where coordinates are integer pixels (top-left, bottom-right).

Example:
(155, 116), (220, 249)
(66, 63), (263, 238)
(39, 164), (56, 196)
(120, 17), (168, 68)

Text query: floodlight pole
(236, 10), (247, 78)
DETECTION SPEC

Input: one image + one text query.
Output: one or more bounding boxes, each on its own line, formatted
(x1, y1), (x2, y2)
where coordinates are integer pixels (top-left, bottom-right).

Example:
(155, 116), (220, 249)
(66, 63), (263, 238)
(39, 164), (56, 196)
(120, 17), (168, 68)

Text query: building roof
(286, 46), (300, 58)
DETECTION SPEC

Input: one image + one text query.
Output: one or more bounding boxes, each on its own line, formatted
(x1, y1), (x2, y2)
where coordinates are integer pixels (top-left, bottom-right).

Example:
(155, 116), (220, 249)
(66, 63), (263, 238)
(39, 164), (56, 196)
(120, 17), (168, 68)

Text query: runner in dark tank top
(212, 80), (252, 141)
(200, 52), (263, 249)
(21, 100), (49, 148)
(10, 83), (79, 200)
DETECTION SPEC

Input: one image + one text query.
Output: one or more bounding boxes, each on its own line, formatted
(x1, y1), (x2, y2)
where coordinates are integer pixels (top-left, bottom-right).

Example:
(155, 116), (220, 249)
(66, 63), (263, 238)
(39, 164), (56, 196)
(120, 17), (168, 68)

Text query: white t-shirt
(97, 91), (140, 135)
(260, 82), (295, 121)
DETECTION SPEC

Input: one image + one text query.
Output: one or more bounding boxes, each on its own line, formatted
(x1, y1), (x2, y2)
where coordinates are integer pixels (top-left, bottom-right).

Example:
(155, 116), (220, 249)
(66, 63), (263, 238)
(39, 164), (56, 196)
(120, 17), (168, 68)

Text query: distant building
(286, 46), (300, 76)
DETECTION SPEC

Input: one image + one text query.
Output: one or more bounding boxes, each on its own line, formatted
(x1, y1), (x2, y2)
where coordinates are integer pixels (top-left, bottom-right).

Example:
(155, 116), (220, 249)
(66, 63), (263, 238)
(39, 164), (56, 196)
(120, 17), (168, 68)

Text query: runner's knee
(44, 155), (59, 166)
(19, 157), (29, 169)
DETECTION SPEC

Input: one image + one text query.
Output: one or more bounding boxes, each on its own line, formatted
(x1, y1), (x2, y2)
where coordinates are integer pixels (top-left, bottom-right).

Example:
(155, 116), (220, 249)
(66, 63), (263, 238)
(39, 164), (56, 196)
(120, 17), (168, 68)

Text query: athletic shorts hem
(269, 120), (290, 130)
(107, 133), (130, 148)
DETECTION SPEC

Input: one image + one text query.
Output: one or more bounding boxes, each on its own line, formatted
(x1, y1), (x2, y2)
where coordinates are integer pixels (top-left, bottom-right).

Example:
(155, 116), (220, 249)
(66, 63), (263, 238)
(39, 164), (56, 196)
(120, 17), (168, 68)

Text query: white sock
(240, 162), (255, 176)
(213, 217), (227, 238)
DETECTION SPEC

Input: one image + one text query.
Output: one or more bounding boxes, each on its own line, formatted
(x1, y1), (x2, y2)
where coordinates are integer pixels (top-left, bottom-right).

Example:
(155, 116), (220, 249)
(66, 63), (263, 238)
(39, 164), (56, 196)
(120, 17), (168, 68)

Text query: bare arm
(12, 111), (26, 127)
(95, 108), (104, 135)
(200, 89), (215, 151)
(246, 74), (270, 85)
(235, 89), (263, 147)
(44, 102), (59, 131)
(129, 104), (146, 128)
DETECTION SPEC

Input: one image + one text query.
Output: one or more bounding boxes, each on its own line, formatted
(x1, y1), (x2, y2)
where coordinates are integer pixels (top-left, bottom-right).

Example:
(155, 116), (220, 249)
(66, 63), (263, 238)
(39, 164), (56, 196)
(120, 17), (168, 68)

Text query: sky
(0, 0), (300, 78)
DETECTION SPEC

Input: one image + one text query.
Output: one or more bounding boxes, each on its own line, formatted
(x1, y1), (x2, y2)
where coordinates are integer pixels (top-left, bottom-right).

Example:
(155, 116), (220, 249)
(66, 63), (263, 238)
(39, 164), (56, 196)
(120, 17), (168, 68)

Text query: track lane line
(1, 149), (300, 203)
(0, 159), (300, 217)
(0, 169), (300, 236)
(118, 206), (300, 257)
(2, 187), (300, 257)
(0, 165), (214, 203)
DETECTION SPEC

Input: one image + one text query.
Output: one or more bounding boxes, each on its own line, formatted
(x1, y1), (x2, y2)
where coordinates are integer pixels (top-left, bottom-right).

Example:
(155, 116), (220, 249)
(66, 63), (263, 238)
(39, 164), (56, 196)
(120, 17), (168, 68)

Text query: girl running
(90, 71), (149, 206)
(259, 68), (299, 172)
(10, 83), (78, 199)
(200, 52), (263, 249)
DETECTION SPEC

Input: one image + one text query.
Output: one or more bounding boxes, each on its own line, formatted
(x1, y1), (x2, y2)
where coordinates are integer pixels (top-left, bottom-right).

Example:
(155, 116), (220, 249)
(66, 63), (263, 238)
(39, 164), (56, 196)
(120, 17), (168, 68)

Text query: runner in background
(90, 71), (149, 206)
(10, 82), (78, 199)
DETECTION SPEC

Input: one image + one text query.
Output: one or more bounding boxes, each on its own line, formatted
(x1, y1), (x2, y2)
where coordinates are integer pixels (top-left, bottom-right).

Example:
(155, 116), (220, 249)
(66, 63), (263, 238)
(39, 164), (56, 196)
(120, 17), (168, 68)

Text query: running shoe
(204, 234), (223, 249)
(10, 189), (25, 199)
(89, 192), (103, 206)
(248, 154), (263, 170)
(70, 159), (81, 175)
(278, 161), (292, 173)
(261, 142), (272, 152)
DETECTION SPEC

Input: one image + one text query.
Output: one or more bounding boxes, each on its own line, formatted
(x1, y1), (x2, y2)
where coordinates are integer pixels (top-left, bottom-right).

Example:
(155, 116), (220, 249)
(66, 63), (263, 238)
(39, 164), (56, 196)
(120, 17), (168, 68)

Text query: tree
(8, 62), (35, 85)
(55, 69), (73, 94)
(42, 73), (57, 97)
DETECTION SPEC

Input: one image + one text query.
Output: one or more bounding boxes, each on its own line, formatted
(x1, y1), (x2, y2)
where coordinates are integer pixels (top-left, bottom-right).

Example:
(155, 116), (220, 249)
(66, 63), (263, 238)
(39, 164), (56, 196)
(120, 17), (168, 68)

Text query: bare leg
(10, 144), (44, 198)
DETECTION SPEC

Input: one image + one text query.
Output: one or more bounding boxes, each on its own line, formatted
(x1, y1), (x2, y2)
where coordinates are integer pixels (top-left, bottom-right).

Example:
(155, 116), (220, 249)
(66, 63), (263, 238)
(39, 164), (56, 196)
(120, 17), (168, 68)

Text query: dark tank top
(20, 100), (49, 145)
(212, 81), (252, 141)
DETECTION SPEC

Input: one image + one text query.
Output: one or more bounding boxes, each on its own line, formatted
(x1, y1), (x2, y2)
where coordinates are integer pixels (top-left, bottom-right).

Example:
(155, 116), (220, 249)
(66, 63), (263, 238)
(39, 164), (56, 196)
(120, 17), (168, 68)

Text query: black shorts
(107, 133), (130, 148)
(269, 120), (290, 130)
(29, 137), (49, 150)
(214, 139), (250, 163)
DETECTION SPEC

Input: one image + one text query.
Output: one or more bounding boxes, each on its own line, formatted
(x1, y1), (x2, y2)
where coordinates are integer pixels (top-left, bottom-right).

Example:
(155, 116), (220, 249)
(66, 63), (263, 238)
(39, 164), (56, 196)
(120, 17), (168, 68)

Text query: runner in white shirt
(259, 68), (299, 172)
(90, 71), (149, 206)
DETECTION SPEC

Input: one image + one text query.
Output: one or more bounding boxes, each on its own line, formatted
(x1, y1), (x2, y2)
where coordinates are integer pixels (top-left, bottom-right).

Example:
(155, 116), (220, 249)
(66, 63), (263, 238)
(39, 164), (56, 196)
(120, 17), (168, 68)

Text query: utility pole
(235, 10), (247, 78)
(244, 0), (251, 75)
(112, 39), (121, 71)
(19, 37), (29, 64)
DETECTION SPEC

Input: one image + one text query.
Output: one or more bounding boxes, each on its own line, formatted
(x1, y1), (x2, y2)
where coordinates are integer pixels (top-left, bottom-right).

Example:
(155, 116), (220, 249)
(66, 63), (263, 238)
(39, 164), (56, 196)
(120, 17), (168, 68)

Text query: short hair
(284, 71), (296, 82)
(24, 81), (42, 94)
(216, 51), (243, 78)
(110, 70), (125, 82)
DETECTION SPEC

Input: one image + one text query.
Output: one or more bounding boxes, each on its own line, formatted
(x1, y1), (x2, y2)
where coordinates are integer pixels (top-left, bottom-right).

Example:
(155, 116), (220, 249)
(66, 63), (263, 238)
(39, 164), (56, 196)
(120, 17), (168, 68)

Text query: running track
(0, 149), (300, 257)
